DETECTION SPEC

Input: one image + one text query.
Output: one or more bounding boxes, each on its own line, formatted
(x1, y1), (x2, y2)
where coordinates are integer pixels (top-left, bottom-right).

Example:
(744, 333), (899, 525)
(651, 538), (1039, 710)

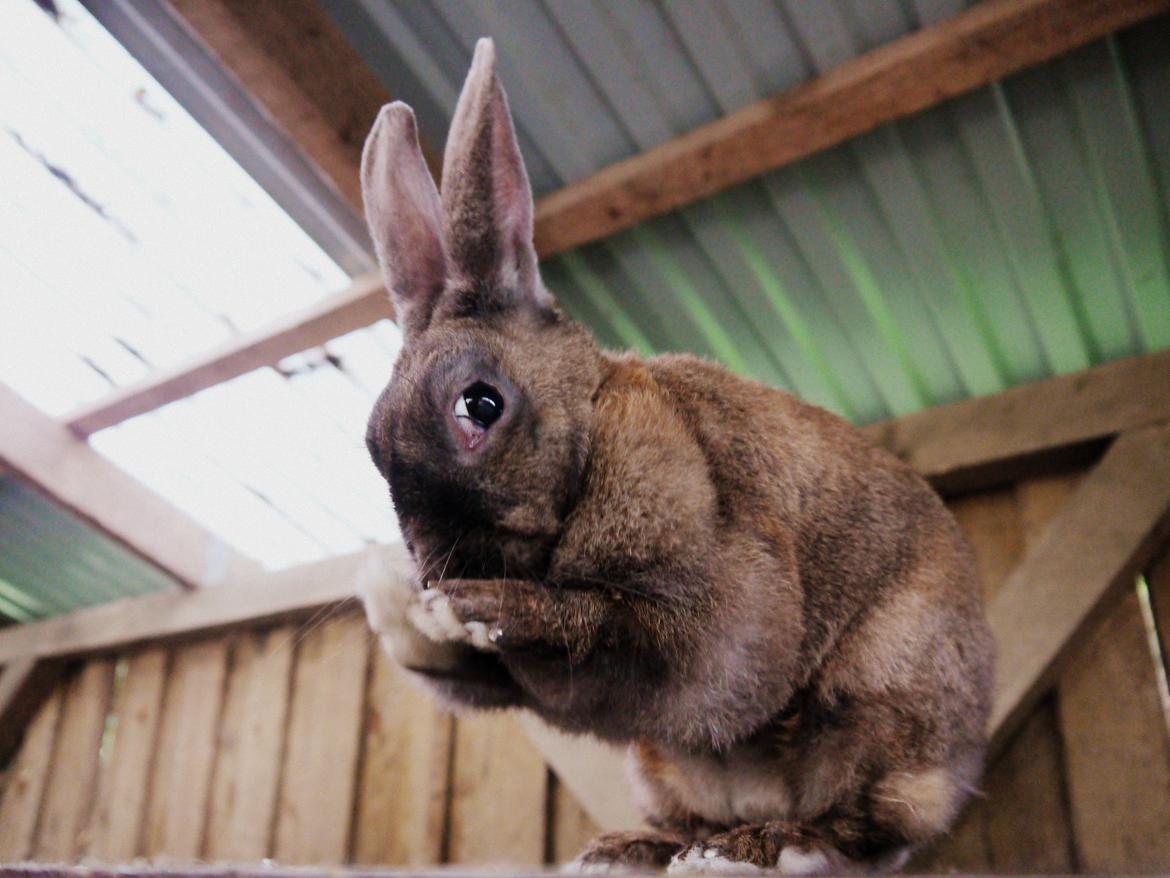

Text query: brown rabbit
(357, 38), (993, 875)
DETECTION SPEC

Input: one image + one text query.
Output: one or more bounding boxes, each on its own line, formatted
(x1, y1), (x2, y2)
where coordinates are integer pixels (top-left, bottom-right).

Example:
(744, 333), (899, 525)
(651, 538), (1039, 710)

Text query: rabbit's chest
(642, 746), (794, 828)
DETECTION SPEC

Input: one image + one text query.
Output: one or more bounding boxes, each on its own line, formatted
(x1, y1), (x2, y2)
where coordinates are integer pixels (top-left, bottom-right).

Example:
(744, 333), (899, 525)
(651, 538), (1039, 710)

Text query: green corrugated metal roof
(0, 477), (178, 623)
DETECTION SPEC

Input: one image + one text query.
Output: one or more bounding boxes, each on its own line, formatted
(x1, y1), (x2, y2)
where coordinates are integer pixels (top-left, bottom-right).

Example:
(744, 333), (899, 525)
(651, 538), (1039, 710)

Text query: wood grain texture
(982, 700), (1076, 871)
(987, 425), (1170, 751)
(0, 685), (63, 861)
(866, 349), (1170, 493)
(202, 626), (294, 862)
(274, 614), (369, 865)
(0, 383), (247, 589)
(64, 274), (392, 437)
(448, 711), (548, 865)
(531, 0), (1170, 255)
(32, 659), (115, 862)
(352, 652), (452, 866)
(164, 0), (412, 213)
(948, 486), (1024, 599)
(1057, 588), (1170, 870)
(549, 775), (601, 866)
(86, 648), (168, 862)
(142, 639), (229, 860)
(1146, 541), (1170, 695)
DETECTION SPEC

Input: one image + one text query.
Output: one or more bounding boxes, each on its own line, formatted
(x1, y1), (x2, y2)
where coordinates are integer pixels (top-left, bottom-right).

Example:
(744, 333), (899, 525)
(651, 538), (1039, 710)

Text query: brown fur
(358, 39), (993, 873)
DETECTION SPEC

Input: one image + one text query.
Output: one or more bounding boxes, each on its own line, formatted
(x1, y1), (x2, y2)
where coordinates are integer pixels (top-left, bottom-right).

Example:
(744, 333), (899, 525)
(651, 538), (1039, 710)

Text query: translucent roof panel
(0, 0), (401, 572)
(0, 0), (351, 417)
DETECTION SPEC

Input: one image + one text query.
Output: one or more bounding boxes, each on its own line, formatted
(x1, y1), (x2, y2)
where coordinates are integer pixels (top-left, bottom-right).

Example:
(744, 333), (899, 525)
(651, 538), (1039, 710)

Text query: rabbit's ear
(441, 38), (550, 307)
(361, 102), (449, 335)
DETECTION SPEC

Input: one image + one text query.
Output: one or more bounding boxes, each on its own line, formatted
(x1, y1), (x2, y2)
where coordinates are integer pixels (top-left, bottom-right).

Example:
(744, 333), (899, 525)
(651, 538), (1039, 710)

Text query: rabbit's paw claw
(408, 589), (499, 650)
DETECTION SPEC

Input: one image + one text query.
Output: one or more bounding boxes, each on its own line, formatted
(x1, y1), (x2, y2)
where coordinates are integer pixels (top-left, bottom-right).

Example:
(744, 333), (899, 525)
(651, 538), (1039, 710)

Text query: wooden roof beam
(0, 383), (254, 589)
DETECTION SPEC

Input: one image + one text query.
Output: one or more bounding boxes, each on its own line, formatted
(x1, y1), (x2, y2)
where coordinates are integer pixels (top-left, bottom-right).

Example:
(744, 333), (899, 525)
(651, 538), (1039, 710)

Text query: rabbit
(357, 37), (994, 875)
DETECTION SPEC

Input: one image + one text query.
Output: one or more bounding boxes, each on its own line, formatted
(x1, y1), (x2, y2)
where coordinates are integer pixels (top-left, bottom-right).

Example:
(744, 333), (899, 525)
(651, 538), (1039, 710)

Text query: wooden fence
(1, 463), (1169, 871)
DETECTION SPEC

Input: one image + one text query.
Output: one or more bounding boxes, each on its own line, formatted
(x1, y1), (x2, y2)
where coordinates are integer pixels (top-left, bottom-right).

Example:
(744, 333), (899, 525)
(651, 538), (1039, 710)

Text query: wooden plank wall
(0, 611), (598, 867)
(2, 464), (1168, 871)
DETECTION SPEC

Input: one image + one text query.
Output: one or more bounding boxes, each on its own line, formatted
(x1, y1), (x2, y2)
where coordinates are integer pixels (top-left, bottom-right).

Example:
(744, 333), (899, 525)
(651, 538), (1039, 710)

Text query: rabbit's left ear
(441, 38), (550, 307)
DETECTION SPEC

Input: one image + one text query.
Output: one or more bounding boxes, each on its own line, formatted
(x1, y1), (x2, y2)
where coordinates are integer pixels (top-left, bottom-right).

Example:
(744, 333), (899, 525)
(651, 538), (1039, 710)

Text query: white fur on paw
(407, 590), (499, 651)
(776, 846), (830, 875)
(563, 857), (615, 874)
(668, 846), (763, 874)
(355, 543), (416, 635)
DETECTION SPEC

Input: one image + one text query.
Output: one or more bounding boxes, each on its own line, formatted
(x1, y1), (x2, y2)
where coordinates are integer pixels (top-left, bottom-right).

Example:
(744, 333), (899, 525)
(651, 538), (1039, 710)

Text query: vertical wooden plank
(550, 774), (601, 865)
(981, 699), (1075, 871)
(352, 651), (452, 866)
(204, 625), (295, 862)
(0, 685), (63, 860)
(448, 710), (548, 865)
(1057, 587), (1170, 871)
(1146, 542), (1170, 715)
(142, 637), (229, 861)
(32, 658), (115, 861)
(948, 486), (1024, 598)
(86, 648), (168, 862)
(274, 613), (369, 865)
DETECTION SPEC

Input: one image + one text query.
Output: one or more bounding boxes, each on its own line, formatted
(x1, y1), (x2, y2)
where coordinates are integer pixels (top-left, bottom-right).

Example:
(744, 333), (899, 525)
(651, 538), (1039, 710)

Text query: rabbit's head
(362, 39), (600, 584)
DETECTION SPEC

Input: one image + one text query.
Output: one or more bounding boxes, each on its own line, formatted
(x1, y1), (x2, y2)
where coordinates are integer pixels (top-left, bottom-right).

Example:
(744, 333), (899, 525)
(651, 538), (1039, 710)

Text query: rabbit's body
(358, 39), (993, 874)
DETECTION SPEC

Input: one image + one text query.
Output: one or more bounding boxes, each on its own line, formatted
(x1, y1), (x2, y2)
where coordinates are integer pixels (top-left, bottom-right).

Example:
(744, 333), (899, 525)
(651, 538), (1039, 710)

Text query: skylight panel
(0, 0), (403, 570)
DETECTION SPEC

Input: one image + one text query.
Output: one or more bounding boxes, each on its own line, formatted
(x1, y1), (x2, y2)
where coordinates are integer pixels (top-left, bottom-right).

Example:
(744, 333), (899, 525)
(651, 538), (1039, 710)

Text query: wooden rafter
(537, 0), (1170, 252)
(0, 383), (254, 589)
(65, 273), (390, 437)
(164, 0), (439, 212)
(61, 0), (1170, 435)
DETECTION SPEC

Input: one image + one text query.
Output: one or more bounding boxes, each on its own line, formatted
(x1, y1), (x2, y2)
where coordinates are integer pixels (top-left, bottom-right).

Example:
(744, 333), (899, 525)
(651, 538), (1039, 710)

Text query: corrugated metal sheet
(327, 0), (1170, 423)
(0, 477), (178, 623)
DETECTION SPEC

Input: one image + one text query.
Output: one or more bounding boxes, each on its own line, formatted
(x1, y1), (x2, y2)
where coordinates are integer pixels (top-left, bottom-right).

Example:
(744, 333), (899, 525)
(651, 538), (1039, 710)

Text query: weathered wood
(532, 0), (1170, 255)
(1057, 588), (1170, 870)
(0, 383), (248, 588)
(517, 715), (642, 834)
(204, 626), (295, 862)
(164, 0), (432, 213)
(866, 349), (1170, 493)
(32, 659), (115, 861)
(0, 659), (62, 768)
(948, 487), (1024, 599)
(142, 639), (229, 860)
(1146, 541), (1170, 696)
(448, 711), (549, 865)
(86, 648), (169, 862)
(549, 775), (601, 866)
(352, 652), (452, 866)
(982, 700), (1076, 871)
(988, 425), (1170, 751)
(0, 686), (63, 861)
(64, 274), (391, 438)
(274, 614), (369, 865)
(0, 546), (388, 663)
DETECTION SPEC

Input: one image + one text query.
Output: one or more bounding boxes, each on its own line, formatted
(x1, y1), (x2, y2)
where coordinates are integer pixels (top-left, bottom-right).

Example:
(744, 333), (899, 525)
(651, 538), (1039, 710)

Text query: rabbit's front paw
(409, 588), (500, 651)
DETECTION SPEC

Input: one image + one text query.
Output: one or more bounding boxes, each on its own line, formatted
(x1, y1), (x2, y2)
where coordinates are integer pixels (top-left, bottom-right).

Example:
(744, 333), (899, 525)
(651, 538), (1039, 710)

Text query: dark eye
(454, 381), (504, 434)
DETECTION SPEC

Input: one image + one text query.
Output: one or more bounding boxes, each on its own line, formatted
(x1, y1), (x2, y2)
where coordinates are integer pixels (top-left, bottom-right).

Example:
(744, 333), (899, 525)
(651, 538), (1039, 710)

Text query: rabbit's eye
(454, 381), (504, 444)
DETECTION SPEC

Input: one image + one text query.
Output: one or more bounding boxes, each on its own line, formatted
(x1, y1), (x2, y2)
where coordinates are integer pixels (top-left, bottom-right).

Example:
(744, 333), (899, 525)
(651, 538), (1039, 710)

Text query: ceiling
(0, 0), (1168, 619)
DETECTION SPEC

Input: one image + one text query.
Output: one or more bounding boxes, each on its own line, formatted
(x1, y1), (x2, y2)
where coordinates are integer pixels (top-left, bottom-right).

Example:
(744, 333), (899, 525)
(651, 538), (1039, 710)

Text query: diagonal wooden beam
(531, 0), (1170, 255)
(0, 383), (254, 589)
(987, 424), (1170, 753)
(65, 272), (390, 437)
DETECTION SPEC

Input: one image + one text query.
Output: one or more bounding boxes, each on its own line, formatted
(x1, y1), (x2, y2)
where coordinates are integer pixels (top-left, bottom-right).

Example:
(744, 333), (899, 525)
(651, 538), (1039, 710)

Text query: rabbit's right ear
(361, 102), (448, 335)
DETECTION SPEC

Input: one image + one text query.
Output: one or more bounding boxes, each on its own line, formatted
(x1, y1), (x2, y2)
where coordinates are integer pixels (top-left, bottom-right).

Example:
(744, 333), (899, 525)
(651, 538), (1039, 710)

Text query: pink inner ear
(361, 103), (448, 325)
